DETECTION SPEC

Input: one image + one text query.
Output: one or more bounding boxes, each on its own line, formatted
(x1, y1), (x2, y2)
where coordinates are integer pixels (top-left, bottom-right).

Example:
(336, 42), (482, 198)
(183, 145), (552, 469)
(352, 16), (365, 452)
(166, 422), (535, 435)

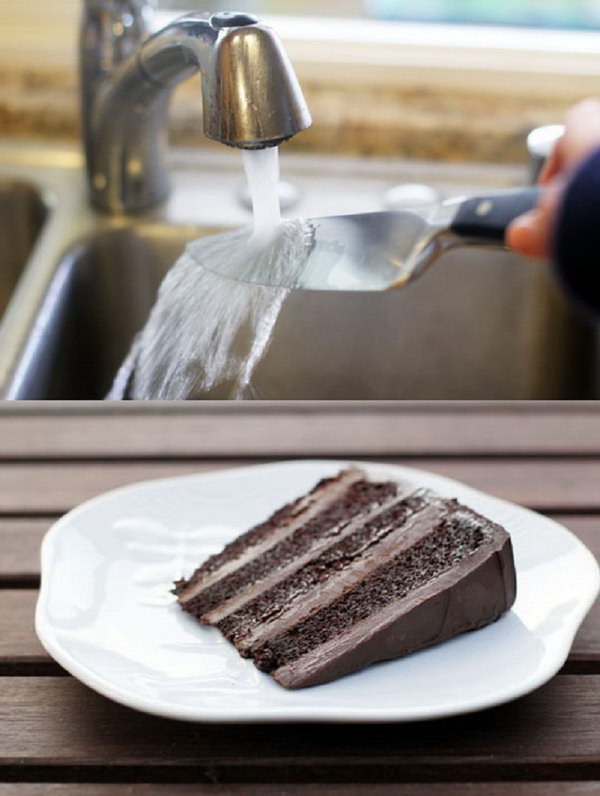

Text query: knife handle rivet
(476, 200), (493, 217)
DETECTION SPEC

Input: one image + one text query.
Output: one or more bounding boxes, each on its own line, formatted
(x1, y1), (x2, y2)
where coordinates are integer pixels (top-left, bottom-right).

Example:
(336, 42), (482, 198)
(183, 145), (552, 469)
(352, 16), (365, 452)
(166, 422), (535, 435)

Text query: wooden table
(1, 402), (599, 794)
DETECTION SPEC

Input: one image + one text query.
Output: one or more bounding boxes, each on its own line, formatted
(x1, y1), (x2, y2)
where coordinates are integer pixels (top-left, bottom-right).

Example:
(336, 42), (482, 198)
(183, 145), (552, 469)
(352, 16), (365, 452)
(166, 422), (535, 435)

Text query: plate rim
(35, 458), (600, 723)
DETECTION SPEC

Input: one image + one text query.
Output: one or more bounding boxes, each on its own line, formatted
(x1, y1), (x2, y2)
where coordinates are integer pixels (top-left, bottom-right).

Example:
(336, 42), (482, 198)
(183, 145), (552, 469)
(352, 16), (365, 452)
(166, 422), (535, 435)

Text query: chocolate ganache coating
(175, 469), (517, 690)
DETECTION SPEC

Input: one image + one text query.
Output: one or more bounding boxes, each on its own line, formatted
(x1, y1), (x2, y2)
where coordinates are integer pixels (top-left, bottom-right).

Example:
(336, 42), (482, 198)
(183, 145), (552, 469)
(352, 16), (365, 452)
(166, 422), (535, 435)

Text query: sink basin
(0, 143), (596, 400)
(19, 224), (218, 399)
(0, 181), (47, 321)
(259, 248), (594, 400)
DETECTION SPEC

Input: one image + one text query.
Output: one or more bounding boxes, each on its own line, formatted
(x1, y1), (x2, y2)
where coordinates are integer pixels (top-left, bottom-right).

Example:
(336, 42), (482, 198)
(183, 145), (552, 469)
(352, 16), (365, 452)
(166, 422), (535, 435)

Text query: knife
(201, 186), (541, 291)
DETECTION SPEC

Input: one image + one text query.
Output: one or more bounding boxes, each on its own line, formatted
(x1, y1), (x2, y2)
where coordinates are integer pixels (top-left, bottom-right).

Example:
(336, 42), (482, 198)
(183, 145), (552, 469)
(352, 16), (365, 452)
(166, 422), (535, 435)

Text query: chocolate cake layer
(176, 470), (405, 621)
(175, 468), (365, 604)
(175, 468), (517, 690)
(217, 492), (429, 649)
(207, 486), (417, 630)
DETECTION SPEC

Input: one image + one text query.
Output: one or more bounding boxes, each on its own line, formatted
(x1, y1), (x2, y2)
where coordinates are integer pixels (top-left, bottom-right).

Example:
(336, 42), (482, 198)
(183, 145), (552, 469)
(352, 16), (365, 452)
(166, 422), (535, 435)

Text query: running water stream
(108, 148), (314, 400)
(243, 148), (282, 242)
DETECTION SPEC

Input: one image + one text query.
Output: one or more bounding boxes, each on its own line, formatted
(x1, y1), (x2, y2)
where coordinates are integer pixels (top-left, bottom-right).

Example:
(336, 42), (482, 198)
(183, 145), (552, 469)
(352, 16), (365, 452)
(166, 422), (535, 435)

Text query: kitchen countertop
(0, 401), (598, 789)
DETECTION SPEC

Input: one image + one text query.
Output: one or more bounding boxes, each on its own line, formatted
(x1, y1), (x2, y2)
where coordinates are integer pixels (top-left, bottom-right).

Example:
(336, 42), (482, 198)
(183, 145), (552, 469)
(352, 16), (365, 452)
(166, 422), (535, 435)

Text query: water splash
(108, 149), (313, 400)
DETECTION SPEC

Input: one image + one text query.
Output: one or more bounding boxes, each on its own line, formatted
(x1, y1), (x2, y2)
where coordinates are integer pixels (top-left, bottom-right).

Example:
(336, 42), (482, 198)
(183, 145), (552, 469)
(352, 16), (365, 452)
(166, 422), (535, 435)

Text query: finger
(506, 176), (564, 258)
(506, 210), (549, 259)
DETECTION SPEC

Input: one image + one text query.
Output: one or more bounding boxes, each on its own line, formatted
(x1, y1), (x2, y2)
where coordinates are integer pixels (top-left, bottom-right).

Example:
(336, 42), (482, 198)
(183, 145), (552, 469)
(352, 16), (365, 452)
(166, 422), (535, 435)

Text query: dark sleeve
(552, 147), (600, 317)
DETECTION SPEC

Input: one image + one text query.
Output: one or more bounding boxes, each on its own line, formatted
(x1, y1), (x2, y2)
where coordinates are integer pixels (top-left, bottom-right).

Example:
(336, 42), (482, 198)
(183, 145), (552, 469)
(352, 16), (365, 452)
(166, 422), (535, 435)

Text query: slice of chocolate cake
(174, 468), (516, 689)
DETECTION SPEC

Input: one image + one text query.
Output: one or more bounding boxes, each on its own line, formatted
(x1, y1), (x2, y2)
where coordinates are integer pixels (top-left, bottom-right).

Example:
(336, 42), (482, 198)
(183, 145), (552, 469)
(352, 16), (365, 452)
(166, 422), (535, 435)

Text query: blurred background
(158, 0), (600, 30)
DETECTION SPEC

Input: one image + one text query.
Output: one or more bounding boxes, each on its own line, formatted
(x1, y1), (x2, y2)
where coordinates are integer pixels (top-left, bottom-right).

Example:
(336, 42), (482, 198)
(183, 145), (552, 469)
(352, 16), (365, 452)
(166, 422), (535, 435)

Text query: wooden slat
(1, 515), (596, 583)
(0, 519), (49, 583)
(1, 514), (597, 669)
(0, 405), (599, 458)
(0, 512), (595, 583)
(569, 524), (600, 664)
(0, 461), (231, 514)
(0, 592), (45, 663)
(0, 786), (599, 795)
(2, 513), (596, 668)
(2, 513), (598, 665)
(1, 586), (597, 670)
(0, 677), (598, 781)
(572, 608), (600, 668)
(1, 459), (600, 514)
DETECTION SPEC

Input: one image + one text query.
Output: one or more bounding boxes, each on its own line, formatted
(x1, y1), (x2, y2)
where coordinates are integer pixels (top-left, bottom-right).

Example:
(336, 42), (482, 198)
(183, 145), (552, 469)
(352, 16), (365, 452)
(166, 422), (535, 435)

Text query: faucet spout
(200, 19), (313, 150)
(81, 4), (312, 213)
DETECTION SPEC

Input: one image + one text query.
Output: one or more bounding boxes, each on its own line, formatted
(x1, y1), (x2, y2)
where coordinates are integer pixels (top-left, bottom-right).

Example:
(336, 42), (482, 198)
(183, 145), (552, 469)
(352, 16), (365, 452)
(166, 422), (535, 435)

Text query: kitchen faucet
(80, 2), (312, 212)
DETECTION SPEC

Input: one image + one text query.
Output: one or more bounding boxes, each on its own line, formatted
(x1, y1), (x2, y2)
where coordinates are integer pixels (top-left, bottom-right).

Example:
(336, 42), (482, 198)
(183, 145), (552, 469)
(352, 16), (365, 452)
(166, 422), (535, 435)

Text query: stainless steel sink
(0, 142), (596, 400)
(0, 181), (47, 322)
(18, 224), (218, 399)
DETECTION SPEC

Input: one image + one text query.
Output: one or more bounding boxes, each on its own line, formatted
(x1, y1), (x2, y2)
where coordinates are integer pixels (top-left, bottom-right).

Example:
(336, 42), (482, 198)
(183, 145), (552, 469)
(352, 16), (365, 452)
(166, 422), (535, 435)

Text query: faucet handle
(210, 11), (260, 28)
(81, 0), (152, 68)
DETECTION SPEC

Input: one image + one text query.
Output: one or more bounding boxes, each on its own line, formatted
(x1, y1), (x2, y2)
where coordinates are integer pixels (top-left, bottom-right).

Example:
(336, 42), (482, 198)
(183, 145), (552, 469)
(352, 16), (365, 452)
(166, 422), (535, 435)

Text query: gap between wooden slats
(0, 785), (599, 794)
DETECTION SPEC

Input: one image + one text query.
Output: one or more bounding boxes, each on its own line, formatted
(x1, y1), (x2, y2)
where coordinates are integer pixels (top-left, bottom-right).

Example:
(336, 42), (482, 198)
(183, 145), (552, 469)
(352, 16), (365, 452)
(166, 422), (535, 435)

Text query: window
(158, 1), (600, 30)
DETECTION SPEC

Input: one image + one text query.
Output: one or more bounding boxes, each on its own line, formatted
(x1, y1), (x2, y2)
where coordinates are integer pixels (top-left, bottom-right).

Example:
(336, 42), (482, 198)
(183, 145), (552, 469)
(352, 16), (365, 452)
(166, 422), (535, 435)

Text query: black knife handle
(450, 187), (542, 244)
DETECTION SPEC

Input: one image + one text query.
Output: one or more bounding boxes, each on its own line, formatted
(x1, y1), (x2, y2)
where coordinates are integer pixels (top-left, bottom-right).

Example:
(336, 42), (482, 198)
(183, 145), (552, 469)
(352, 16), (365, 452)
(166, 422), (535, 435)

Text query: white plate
(36, 460), (599, 723)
